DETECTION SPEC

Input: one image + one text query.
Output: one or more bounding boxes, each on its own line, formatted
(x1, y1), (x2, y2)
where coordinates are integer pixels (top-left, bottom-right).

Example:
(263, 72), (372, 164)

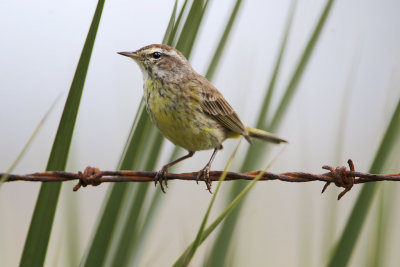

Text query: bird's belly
(144, 85), (226, 151)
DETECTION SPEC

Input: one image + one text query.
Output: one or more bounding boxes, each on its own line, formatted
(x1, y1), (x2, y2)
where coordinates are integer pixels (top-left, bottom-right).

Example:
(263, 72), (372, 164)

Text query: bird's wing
(193, 77), (247, 135)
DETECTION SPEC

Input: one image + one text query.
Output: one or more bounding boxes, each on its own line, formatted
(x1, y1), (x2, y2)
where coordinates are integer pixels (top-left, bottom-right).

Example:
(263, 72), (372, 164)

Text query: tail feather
(245, 127), (287, 144)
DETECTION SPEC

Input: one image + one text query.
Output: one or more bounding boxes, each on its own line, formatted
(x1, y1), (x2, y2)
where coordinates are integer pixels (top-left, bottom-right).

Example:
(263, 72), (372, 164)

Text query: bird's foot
(196, 165), (212, 193)
(154, 166), (168, 193)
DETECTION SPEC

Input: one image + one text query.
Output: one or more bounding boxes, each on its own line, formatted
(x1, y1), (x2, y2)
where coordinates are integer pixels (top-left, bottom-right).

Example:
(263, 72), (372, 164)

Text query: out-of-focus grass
(0, 94), (61, 186)
(206, 2), (297, 262)
(367, 184), (396, 267)
(205, 0), (243, 81)
(175, 0), (208, 58)
(176, 141), (241, 267)
(327, 97), (400, 267)
(173, 148), (283, 266)
(208, 0), (336, 264)
(18, 1), (105, 266)
(320, 43), (361, 264)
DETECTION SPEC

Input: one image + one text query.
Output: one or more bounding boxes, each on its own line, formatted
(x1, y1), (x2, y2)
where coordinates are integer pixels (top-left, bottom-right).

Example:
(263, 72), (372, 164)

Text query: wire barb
(321, 159), (356, 200)
(73, 166), (102, 191)
(2, 159), (400, 200)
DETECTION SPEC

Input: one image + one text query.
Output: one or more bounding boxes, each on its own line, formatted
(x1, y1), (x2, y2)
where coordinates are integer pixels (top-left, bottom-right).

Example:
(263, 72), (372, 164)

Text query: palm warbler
(118, 44), (287, 192)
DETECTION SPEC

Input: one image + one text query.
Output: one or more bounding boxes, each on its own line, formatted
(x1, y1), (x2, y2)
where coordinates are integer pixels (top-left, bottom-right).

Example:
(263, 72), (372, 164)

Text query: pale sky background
(1, 0), (400, 266)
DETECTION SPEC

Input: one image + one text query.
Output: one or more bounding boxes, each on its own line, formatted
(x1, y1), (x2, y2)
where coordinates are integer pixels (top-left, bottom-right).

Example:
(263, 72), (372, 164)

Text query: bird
(118, 44), (287, 192)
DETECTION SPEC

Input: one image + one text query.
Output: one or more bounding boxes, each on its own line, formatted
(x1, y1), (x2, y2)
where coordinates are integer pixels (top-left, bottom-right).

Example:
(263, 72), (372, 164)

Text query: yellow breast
(143, 78), (226, 151)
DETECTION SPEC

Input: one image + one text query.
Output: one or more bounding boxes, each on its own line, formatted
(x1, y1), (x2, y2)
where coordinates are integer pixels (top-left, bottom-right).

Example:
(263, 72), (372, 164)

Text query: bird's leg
(197, 145), (222, 193)
(155, 151), (195, 193)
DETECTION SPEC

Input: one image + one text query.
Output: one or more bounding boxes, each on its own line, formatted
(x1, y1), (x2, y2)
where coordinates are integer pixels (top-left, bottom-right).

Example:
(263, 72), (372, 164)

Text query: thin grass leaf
(0, 93), (61, 186)
(238, 0), (298, 173)
(106, 123), (160, 267)
(176, 141), (241, 267)
(175, 0), (206, 58)
(320, 43), (361, 263)
(205, 0), (243, 81)
(168, 0), (188, 46)
(86, 2), (192, 256)
(19, 1), (105, 266)
(269, 0), (335, 131)
(368, 147), (400, 267)
(125, 134), (165, 266)
(162, 0), (178, 45)
(257, 0), (298, 131)
(107, 136), (165, 267)
(174, 149), (284, 266)
(80, 102), (151, 267)
(206, 1), (301, 264)
(327, 96), (400, 267)
(63, 186), (81, 267)
(105, 184), (150, 267)
(128, 191), (163, 266)
(367, 188), (389, 267)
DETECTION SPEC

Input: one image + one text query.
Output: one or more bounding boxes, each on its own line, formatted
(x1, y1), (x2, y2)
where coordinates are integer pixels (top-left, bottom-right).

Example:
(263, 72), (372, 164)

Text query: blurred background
(1, 0), (399, 266)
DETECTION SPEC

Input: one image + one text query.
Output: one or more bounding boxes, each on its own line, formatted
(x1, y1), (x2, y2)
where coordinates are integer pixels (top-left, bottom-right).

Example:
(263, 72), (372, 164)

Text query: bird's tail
(246, 127), (287, 144)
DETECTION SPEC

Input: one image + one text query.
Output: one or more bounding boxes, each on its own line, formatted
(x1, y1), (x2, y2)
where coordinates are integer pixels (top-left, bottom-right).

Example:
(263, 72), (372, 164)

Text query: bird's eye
(152, 52), (161, 59)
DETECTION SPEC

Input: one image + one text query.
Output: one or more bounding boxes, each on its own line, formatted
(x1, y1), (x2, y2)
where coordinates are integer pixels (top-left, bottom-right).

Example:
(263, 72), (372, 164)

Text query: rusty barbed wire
(2, 160), (400, 200)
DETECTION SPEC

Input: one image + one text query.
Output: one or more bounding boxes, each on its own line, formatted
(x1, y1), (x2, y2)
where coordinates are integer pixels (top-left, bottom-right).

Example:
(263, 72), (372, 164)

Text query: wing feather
(192, 77), (247, 135)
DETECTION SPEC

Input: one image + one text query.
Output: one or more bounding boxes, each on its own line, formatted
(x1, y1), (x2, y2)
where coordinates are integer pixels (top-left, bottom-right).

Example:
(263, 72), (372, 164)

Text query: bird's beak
(117, 51), (139, 59)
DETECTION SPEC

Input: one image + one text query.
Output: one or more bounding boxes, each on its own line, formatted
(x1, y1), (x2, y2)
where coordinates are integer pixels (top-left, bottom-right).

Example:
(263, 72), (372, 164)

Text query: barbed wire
(2, 159), (399, 199)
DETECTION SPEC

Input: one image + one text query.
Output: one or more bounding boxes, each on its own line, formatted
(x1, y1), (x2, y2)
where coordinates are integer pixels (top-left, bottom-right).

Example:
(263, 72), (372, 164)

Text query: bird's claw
(197, 166), (212, 193)
(154, 167), (168, 193)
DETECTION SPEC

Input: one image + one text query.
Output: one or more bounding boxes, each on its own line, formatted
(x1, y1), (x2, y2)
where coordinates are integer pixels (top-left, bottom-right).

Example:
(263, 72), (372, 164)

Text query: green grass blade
(256, 0), (297, 131)
(206, 1), (300, 264)
(120, 134), (165, 266)
(320, 45), (360, 263)
(106, 127), (161, 267)
(0, 94), (61, 186)
(106, 184), (150, 267)
(112, 134), (164, 267)
(116, 100), (146, 168)
(80, 102), (152, 267)
(269, 0), (335, 132)
(368, 148), (400, 267)
(175, 0), (206, 58)
(327, 97), (400, 267)
(241, 0), (297, 172)
(79, 184), (127, 267)
(174, 152), (279, 266)
(237, 0), (298, 173)
(162, 0), (177, 45)
(168, 0), (188, 46)
(19, 1), (105, 266)
(176, 142), (241, 267)
(80, 3), (180, 261)
(368, 185), (395, 267)
(63, 186), (81, 267)
(205, 0), (243, 81)
(128, 191), (163, 266)
(110, 4), (180, 254)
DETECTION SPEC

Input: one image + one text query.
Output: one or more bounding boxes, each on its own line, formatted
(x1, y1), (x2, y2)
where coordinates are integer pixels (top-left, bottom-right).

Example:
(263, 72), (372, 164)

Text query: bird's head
(118, 44), (192, 80)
